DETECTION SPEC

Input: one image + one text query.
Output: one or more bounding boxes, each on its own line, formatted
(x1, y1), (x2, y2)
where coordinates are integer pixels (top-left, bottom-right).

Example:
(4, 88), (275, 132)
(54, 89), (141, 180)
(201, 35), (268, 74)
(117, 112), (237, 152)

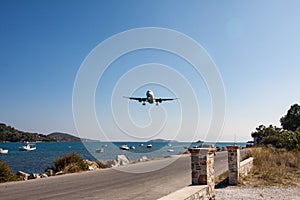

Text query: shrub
(0, 161), (18, 183)
(54, 152), (88, 173)
(62, 163), (83, 173)
(95, 160), (109, 169)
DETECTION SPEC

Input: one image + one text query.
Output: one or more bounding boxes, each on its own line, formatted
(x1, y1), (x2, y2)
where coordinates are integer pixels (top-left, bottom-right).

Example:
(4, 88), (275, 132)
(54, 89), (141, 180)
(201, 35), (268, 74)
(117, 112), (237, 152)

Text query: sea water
(0, 141), (246, 173)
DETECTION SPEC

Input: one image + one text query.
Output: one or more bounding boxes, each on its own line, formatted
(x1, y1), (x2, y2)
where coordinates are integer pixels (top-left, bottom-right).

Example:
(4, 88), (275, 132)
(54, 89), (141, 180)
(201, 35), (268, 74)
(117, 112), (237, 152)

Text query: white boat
(147, 144), (152, 148)
(167, 149), (174, 152)
(130, 146), (135, 149)
(0, 148), (8, 154)
(139, 144), (144, 146)
(19, 142), (36, 151)
(120, 144), (129, 150)
(168, 143), (172, 147)
(95, 148), (104, 153)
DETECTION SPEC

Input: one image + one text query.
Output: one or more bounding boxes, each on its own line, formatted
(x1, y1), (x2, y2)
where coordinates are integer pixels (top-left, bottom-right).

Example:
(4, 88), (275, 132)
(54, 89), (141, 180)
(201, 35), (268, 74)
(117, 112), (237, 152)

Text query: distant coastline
(0, 122), (81, 142)
(1, 122), (249, 143)
(147, 139), (178, 143)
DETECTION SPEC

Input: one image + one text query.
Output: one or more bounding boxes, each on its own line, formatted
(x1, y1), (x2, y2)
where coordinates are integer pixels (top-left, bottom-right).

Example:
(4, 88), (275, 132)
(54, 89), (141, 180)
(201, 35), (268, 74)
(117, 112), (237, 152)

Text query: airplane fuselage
(146, 90), (155, 104)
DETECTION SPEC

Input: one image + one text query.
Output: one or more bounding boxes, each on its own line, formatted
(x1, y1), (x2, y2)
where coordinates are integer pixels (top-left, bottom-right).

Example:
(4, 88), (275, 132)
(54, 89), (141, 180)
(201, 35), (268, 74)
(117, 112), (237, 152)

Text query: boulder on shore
(16, 171), (30, 180)
(138, 156), (149, 162)
(29, 173), (41, 180)
(106, 154), (131, 167)
(84, 160), (99, 170)
(46, 169), (55, 176)
(41, 173), (48, 178)
(55, 171), (64, 176)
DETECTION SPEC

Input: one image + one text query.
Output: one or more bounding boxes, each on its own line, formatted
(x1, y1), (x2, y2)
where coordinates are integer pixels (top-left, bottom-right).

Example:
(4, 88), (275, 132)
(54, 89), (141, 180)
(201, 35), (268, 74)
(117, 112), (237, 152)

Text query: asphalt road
(0, 152), (229, 200)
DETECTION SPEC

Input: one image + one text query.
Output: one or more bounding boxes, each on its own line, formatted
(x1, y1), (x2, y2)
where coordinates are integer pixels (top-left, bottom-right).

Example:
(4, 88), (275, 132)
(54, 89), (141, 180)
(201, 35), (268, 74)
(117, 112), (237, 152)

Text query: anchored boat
(0, 148), (8, 154)
(19, 142), (36, 151)
(120, 144), (129, 150)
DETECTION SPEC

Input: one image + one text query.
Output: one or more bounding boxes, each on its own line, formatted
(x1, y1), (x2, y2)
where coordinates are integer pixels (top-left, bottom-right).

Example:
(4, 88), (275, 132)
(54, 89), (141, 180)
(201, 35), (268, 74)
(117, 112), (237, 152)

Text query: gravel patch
(215, 185), (300, 200)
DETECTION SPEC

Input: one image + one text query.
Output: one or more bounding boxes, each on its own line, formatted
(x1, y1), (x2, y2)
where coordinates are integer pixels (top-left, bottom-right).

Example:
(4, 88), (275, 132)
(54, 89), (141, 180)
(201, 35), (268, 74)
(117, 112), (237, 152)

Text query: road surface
(0, 152), (229, 200)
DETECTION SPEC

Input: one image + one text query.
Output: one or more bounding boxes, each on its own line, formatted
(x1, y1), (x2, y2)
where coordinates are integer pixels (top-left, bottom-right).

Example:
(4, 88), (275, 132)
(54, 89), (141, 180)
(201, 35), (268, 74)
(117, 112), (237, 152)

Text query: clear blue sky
(1, 0), (300, 142)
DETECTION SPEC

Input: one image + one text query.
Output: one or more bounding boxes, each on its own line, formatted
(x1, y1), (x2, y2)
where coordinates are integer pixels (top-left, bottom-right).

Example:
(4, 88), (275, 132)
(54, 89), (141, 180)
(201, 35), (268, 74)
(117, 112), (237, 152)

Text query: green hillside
(47, 132), (81, 142)
(0, 123), (81, 142)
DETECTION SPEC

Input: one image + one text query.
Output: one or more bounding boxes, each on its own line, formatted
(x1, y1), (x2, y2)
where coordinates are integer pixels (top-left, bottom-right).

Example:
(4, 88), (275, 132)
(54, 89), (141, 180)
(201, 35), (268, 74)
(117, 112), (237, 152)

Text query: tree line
(0, 123), (55, 142)
(251, 104), (300, 150)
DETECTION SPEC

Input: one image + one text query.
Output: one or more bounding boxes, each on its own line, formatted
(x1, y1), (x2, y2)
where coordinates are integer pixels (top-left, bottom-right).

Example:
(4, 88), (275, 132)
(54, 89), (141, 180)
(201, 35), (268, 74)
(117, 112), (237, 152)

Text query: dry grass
(242, 148), (300, 186)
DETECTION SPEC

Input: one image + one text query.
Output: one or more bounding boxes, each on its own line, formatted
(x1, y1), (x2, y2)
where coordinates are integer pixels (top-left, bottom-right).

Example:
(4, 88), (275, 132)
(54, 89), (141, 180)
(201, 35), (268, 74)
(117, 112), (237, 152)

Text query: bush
(0, 161), (18, 183)
(54, 152), (88, 173)
(251, 125), (300, 150)
(95, 160), (109, 169)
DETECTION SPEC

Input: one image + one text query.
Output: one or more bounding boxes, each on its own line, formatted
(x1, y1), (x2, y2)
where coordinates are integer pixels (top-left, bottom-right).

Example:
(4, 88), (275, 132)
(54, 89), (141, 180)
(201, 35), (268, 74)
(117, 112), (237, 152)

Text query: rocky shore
(15, 154), (148, 181)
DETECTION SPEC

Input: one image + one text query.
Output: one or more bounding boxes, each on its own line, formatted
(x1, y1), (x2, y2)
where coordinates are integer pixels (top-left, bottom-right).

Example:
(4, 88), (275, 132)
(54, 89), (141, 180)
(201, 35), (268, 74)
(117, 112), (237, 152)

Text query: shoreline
(0, 141), (242, 174)
(0, 154), (189, 185)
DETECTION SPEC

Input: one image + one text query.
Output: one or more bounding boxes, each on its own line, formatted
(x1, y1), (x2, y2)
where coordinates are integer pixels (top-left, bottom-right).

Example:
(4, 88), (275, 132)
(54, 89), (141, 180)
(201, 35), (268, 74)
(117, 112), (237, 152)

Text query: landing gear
(156, 102), (159, 106)
(142, 102), (146, 106)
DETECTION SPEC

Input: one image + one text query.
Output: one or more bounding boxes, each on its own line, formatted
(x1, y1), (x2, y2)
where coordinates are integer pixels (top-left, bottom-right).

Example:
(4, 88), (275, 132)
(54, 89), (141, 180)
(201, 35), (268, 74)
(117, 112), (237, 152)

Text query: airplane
(123, 90), (178, 106)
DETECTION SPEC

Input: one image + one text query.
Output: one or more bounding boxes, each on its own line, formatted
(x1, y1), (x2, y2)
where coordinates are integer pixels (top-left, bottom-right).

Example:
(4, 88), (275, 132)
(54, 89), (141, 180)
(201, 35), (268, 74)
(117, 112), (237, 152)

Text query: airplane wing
(123, 96), (147, 102)
(156, 98), (179, 103)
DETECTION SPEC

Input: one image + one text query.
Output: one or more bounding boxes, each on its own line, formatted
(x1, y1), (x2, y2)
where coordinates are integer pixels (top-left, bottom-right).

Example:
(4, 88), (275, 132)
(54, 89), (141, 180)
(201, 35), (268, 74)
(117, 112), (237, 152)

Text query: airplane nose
(146, 90), (153, 96)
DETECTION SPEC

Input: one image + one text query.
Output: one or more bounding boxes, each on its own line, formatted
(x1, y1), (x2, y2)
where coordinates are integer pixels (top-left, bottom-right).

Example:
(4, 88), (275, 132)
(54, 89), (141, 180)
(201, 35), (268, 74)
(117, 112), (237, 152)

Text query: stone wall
(188, 148), (216, 199)
(239, 157), (254, 177)
(227, 146), (241, 185)
(157, 185), (210, 200)
(227, 146), (254, 185)
(159, 147), (254, 199)
(159, 148), (216, 200)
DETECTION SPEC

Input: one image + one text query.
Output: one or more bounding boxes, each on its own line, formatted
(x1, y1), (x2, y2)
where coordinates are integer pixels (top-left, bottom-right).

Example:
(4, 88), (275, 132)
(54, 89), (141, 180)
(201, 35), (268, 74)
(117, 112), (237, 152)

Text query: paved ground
(215, 185), (300, 200)
(0, 152), (229, 200)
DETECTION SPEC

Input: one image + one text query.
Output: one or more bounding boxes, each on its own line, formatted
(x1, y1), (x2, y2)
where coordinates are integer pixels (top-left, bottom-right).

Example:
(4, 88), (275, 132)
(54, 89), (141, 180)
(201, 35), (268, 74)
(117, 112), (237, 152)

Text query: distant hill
(0, 122), (81, 142)
(147, 139), (177, 143)
(47, 132), (81, 142)
(0, 122), (55, 142)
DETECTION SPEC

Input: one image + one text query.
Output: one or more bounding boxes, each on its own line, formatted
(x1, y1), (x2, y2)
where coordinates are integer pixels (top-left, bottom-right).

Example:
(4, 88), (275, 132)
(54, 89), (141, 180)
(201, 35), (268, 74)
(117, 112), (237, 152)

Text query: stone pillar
(227, 146), (241, 185)
(189, 148), (216, 199)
